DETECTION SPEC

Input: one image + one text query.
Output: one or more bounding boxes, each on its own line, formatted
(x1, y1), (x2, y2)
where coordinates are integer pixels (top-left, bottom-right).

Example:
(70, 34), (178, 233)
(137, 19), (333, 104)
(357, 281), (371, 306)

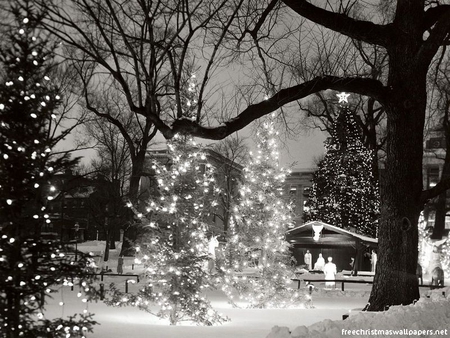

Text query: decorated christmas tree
(304, 93), (379, 238)
(0, 2), (98, 337)
(106, 135), (226, 325)
(104, 72), (225, 325)
(220, 117), (304, 308)
(441, 238), (450, 278)
(418, 212), (449, 278)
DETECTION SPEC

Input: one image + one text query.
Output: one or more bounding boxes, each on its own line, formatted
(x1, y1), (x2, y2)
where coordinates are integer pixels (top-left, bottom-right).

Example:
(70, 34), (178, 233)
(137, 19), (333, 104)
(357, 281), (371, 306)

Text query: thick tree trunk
(367, 63), (426, 309)
(120, 154), (145, 256)
(432, 191), (447, 240)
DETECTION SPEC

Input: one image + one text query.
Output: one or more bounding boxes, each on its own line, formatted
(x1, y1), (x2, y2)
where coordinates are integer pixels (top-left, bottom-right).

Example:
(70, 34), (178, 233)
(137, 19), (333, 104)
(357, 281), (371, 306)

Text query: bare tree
(36, 0), (254, 254)
(37, 0), (450, 311)
(81, 99), (135, 196)
(114, 1), (450, 311)
(288, 3), (390, 180)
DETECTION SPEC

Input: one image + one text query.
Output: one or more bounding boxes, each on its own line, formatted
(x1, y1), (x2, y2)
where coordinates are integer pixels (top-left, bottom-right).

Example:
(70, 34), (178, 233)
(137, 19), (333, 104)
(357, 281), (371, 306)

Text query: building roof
(286, 220), (378, 244)
(146, 145), (244, 171)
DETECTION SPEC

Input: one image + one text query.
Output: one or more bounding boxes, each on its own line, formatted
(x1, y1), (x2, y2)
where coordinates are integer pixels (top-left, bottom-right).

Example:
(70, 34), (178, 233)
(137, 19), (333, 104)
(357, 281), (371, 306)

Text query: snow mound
(266, 290), (450, 338)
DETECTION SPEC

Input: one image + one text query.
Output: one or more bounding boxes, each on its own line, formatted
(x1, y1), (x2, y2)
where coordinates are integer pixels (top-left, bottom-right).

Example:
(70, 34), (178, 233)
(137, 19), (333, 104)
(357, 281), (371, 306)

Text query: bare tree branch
(168, 76), (387, 139)
(281, 0), (393, 47)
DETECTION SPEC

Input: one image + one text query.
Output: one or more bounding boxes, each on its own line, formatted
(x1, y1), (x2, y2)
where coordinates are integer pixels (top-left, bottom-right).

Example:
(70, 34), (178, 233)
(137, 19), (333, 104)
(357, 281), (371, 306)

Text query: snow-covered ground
(267, 290), (450, 338)
(45, 282), (370, 338)
(42, 241), (449, 338)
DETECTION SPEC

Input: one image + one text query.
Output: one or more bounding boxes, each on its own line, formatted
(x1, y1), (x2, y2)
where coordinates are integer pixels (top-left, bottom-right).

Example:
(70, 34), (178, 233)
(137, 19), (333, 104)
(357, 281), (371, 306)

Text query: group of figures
(304, 250), (337, 288)
(304, 249), (379, 289)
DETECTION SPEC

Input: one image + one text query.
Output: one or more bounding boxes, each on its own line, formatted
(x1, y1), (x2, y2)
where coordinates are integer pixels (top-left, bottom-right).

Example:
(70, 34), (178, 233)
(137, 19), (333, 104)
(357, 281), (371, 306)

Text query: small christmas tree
(106, 135), (226, 325)
(441, 237), (450, 278)
(304, 93), (379, 238)
(221, 118), (303, 308)
(0, 2), (98, 337)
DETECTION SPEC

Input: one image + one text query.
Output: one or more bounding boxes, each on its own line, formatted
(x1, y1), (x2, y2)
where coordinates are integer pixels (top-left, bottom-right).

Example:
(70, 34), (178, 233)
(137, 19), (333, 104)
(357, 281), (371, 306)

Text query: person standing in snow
(208, 235), (219, 274)
(117, 255), (124, 274)
(304, 250), (312, 270)
(323, 257), (337, 288)
(314, 253), (325, 271)
(371, 250), (377, 272)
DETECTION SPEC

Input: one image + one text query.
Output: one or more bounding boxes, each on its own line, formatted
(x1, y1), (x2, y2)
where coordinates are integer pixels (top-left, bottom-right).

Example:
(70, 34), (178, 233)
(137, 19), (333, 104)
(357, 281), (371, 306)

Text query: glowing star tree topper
(337, 92), (350, 103)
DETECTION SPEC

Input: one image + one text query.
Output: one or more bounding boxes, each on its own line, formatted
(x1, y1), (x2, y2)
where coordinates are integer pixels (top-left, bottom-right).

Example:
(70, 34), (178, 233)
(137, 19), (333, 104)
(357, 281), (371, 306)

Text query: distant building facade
(45, 170), (123, 242)
(422, 131), (450, 232)
(284, 168), (315, 227)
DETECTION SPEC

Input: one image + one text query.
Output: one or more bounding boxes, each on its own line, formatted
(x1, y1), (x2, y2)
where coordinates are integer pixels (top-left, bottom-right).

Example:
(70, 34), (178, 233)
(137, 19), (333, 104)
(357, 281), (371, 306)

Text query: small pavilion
(285, 220), (378, 272)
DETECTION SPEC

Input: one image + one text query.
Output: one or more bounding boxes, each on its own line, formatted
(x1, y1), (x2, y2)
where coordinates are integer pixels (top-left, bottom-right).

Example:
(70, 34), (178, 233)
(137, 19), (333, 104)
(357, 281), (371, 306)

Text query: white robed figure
(371, 250), (377, 272)
(313, 253), (325, 271)
(207, 235), (219, 274)
(304, 250), (312, 270)
(323, 257), (337, 288)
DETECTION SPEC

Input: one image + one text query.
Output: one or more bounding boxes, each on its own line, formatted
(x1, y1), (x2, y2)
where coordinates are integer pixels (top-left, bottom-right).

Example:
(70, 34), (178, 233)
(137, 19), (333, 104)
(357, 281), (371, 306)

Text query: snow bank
(266, 287), (450, 338)
(313, 289), (371, 298)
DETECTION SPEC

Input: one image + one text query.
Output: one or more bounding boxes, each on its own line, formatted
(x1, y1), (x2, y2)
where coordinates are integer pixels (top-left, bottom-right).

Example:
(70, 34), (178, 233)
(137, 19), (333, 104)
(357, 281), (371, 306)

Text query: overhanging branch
(281, 0), (392, 47)
(163, 76), (387, 140)
(421, 177), (450, 204)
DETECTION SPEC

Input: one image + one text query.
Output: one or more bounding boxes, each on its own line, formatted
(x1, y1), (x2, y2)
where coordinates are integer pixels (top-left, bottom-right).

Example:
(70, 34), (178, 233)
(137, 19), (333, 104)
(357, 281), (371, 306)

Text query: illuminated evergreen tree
(106, 136), (226, 325)
(441, 238), (450, 278)
(304, 93), (379, 238)
(0, 2), (97, 337)
(104, 75), (226, 325)
(221, 118), (304, 308)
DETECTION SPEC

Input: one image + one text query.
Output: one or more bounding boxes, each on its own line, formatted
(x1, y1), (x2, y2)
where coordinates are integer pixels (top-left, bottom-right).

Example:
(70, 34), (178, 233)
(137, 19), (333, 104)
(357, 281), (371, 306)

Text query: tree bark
(367, 56), (426, 309)
(120, 153), (145, 256)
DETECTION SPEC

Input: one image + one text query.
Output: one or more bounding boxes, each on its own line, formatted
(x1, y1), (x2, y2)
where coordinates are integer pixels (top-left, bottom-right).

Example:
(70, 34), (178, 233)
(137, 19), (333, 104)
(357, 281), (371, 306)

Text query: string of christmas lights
(441, 238), (450, 277)
(418, 212), (450, 277)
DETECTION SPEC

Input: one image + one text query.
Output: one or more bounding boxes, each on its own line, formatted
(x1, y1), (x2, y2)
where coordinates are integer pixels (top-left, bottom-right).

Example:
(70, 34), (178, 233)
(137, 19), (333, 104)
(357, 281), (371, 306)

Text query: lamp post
(74, 222), (79, 261)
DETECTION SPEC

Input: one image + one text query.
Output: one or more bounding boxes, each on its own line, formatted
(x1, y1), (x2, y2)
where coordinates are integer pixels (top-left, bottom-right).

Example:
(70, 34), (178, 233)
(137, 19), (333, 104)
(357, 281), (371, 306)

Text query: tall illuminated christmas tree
(106, 136), (225, 325)
(104, 74), (226, 325)
(304, 93), (379, 238)
(0, 2), (97, 337)
(221, 117), (303, 308)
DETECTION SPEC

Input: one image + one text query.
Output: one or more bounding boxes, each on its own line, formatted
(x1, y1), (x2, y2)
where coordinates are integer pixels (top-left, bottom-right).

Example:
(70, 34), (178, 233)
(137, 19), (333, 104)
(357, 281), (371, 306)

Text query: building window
(289, 185), (297, 195)
(303, 186), (311, 197)
(445, 215), (450, 230)
(427, 167), (440, 188)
